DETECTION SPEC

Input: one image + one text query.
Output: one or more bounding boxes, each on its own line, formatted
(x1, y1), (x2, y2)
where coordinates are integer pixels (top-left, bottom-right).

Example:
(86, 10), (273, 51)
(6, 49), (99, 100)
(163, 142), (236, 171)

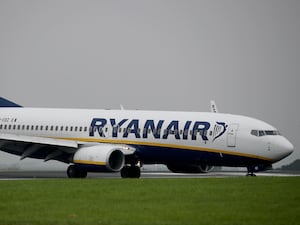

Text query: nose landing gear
(246, 166), (257, 177)
(246, 164), (272, 176)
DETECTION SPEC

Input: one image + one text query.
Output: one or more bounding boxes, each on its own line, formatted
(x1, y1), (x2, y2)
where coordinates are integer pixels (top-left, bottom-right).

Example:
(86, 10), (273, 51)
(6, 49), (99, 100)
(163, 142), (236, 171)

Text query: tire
(67, 165), (87, 178)
(121, 166), (140, 178)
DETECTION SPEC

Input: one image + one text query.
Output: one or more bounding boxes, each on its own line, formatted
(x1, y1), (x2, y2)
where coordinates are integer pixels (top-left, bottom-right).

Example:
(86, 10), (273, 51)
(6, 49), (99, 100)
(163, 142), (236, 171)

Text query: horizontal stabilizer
(0, 97), (22, 107)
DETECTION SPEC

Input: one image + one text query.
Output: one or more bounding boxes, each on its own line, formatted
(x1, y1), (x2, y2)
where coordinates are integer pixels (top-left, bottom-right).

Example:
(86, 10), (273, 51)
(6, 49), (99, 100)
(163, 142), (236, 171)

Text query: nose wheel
(246, 166), (256, 177)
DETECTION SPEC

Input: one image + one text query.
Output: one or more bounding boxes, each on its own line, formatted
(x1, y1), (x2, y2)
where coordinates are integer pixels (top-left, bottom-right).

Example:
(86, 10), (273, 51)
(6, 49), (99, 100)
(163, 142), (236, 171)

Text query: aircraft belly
(135, 145), (270, 167)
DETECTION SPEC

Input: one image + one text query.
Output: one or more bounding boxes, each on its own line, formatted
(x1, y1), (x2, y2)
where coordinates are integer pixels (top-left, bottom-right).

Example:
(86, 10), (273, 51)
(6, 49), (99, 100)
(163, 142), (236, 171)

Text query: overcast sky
(0, 0), (299, 169)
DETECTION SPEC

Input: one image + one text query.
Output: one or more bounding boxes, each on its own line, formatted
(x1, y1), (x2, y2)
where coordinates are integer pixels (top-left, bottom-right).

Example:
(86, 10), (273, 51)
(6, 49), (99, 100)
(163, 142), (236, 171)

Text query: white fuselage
(0, 107), (294, 169)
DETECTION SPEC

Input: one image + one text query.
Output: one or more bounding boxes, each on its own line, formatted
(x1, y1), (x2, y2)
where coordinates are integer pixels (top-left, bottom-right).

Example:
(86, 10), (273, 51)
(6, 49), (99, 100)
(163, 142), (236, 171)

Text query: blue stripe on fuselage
(132, 145), (271, 167)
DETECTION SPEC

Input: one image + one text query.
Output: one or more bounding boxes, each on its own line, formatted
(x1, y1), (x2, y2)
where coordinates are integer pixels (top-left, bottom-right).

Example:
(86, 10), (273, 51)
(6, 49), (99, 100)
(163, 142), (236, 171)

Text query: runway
(0, 170), (299, 179)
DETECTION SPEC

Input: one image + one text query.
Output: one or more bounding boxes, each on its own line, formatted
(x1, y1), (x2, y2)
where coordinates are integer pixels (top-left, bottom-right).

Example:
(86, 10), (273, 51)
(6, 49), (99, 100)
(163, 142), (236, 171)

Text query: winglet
(0, 97), (22, 107)
(210, 100), (218, 113)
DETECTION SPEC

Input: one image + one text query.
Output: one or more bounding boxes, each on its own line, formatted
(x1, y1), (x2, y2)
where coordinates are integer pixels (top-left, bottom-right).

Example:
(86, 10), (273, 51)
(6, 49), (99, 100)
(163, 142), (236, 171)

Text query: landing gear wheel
(67, 165), (87, 178)
(121, 166), (141, 178)
(246, 173), (257, 177)
(246, 166), (256, 177)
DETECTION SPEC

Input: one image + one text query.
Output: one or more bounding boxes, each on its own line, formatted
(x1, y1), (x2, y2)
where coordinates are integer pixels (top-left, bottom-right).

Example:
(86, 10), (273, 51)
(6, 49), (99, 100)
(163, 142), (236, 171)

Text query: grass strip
(0, 177), (299, 225)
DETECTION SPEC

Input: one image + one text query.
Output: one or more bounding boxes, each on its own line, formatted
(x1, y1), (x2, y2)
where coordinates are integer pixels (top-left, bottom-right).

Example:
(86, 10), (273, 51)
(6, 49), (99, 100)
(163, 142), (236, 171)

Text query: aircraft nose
(284, 139), (294, 156)
(276, 137), (294, 160)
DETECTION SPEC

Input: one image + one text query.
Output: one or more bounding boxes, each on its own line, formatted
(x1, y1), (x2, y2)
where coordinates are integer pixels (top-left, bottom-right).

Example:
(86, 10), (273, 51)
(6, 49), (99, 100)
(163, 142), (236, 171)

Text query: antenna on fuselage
(120, 104), (125, 110)
(210, 100), (219, 113)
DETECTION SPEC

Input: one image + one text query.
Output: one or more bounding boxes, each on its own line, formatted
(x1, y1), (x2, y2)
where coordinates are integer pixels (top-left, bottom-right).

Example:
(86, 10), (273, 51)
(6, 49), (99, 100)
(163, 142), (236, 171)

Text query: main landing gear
(67, 165), (87, 178)
(120, 156), (141, 178)
(66, 164), (141, 178)
(120, 164), (141, 178)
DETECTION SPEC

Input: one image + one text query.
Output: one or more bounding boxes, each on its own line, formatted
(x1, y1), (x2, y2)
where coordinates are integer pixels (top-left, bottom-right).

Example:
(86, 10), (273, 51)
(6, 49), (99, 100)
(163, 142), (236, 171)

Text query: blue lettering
(89, 118), (219, 142)
(183, 120), (192, 140)
(110, 119), (128, 137)
(90, 118), (107, 137)
(192, 122), (210, 141)
(143, 120), (164, 139)
(123, 119), (141, 138)
(162, 120), (180, 140)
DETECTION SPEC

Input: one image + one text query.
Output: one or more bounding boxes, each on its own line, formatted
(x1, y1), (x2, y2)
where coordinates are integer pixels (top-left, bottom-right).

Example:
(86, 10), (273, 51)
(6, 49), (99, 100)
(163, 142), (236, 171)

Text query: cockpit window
(251, 130), (280, 137)
(259, 130), (265, 137)
(265, 130), (280, 135)
(251, 130), (258, 136)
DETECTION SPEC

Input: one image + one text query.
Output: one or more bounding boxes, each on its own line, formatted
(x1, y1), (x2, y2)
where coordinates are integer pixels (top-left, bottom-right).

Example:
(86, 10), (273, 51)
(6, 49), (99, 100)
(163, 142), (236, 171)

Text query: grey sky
(0, 0), (299, 168)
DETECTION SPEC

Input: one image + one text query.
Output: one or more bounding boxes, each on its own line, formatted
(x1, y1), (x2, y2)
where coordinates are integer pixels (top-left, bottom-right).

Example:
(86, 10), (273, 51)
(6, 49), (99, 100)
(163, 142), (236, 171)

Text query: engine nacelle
(73, 144), (125, 172)
(167, 163), (214, 173)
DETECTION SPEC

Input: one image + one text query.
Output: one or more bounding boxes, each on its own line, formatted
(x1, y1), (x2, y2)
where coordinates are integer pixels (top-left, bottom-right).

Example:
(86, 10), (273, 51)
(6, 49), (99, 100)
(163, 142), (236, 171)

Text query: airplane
(0, 97), (294, 178)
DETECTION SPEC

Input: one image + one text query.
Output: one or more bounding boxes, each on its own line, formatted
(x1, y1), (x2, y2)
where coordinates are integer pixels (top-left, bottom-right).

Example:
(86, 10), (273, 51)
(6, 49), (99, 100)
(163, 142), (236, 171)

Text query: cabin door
(227, 124), (239, 147)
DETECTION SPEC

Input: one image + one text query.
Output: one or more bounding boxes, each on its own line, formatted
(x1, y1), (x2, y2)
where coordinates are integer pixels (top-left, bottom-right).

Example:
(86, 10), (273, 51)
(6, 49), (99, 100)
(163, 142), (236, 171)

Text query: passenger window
(0, 124), (2, 129)
(84, 127), (87, 132)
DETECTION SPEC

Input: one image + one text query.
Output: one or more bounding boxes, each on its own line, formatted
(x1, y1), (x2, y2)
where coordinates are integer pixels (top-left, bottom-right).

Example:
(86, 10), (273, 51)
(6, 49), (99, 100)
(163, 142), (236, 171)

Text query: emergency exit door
(227, 124), (239, 147)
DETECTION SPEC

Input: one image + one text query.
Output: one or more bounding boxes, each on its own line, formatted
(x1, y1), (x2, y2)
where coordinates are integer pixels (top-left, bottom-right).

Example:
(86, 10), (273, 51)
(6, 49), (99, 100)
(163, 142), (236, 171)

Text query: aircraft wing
(0, 133), (136, 163)
(0, 133), (78, 163)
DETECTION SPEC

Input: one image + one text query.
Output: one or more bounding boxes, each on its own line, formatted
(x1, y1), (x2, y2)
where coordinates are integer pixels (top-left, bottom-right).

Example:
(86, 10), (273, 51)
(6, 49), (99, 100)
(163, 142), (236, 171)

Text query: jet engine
(73, 144), (125, 172)
(167, 163), (214, 173)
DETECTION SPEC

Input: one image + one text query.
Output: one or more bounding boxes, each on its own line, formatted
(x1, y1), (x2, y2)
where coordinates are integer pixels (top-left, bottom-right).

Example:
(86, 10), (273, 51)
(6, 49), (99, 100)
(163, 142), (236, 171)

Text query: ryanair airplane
(0, 97), (294, 178)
